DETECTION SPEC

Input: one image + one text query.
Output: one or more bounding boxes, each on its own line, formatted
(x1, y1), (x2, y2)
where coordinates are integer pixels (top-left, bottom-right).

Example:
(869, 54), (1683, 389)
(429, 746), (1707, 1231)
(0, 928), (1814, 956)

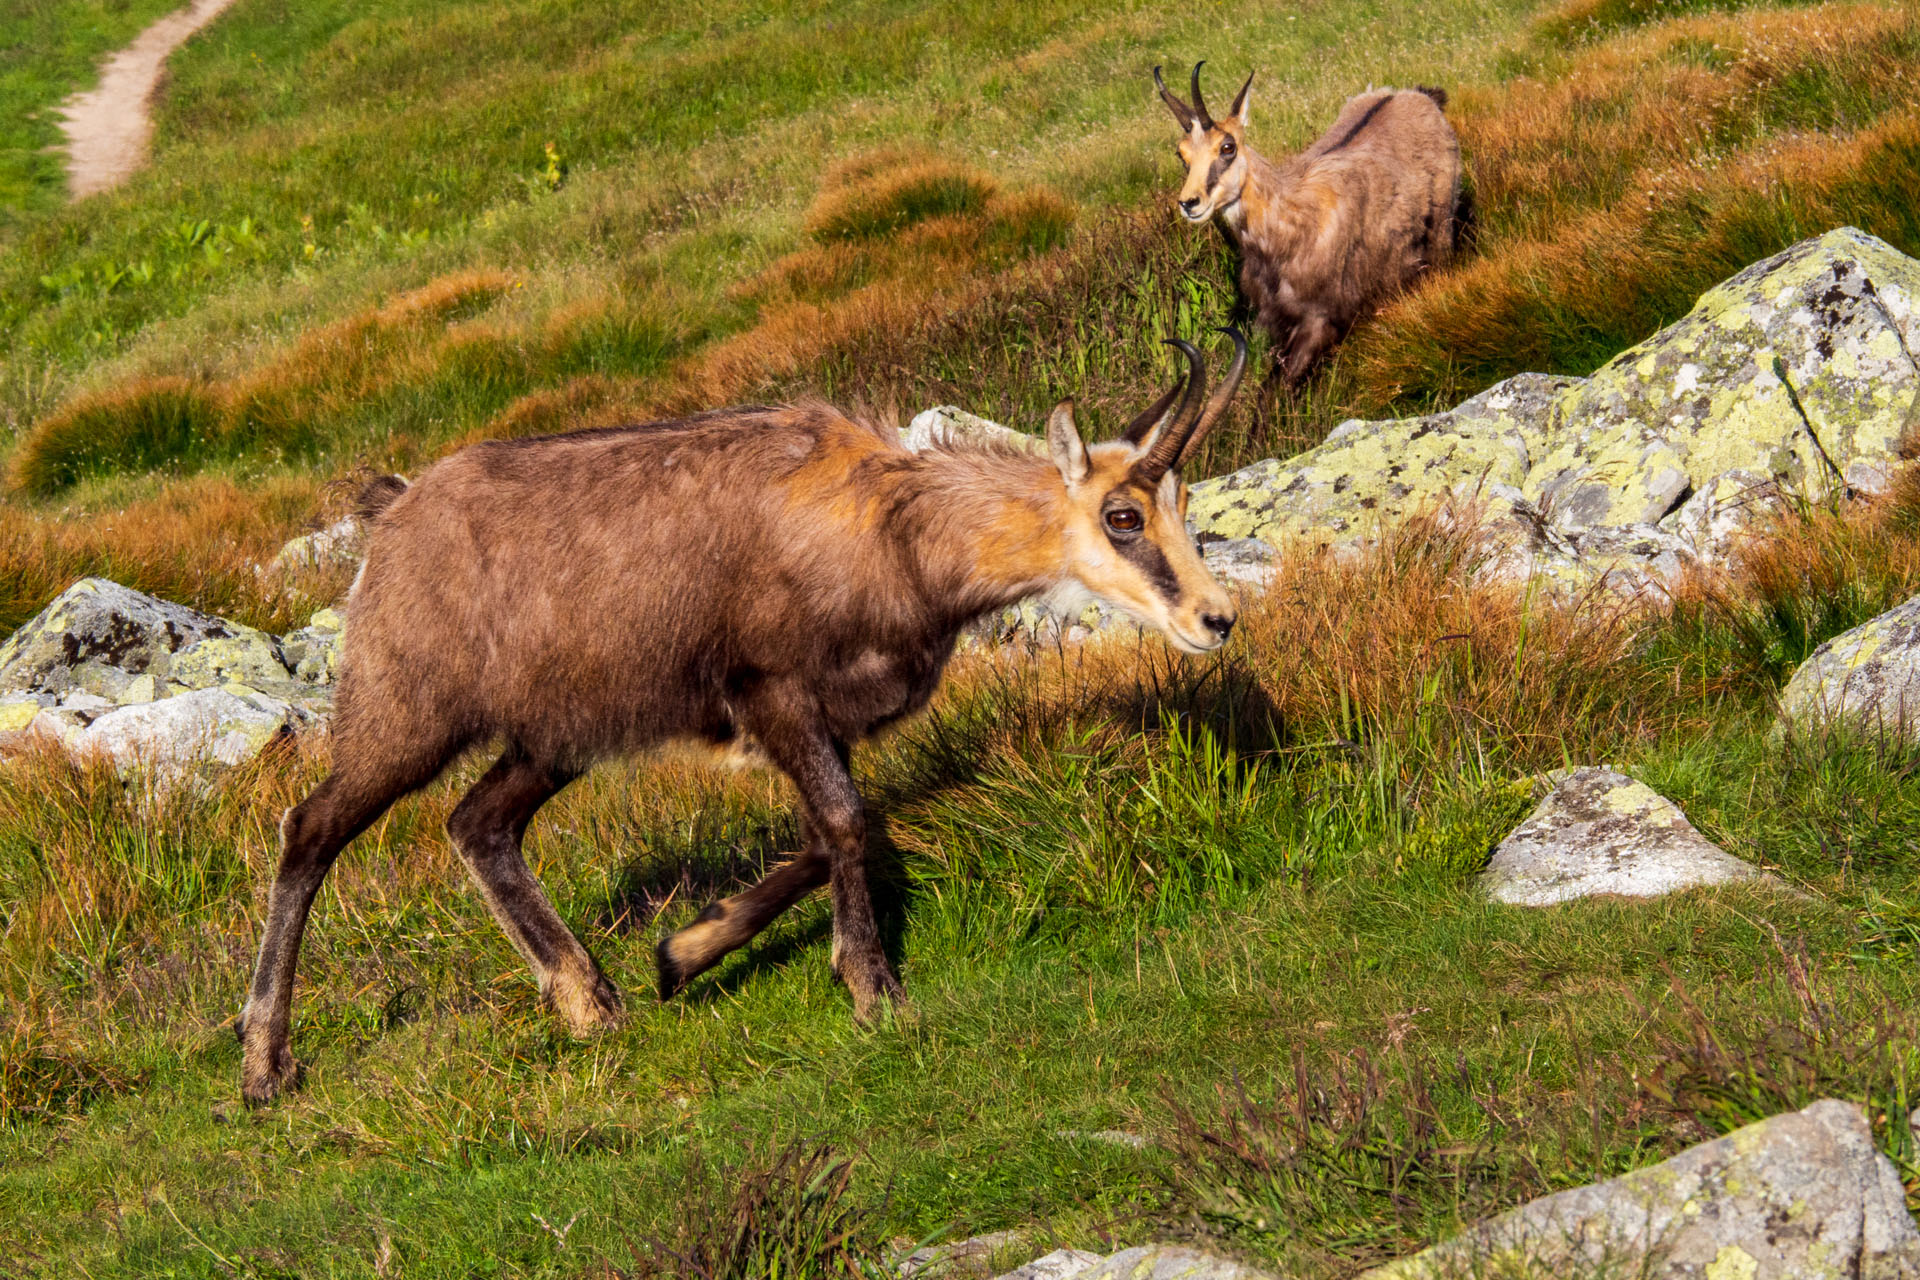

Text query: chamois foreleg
(238, 761), (440, 1104)
(1277, 313), (1339, 387)
(445, 750), (621, 1035)
(746, 685), (905, 1022)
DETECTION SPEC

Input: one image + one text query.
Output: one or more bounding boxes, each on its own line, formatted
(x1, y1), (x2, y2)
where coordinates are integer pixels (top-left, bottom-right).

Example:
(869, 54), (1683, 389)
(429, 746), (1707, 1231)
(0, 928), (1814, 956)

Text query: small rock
(1779, 591), (1920, 741)
(263, 516), (364, 576)
(898, 1230), (1027, 1276)
(1360, 1099), (1920, 1280)
(1480, 766), (1769, 906)
(1199, 538), (1277, 589)
(993, 1250), (1104, 1280)
(1077, 1246), (1279, 1279)
(1054, 1129), (1153, 1150)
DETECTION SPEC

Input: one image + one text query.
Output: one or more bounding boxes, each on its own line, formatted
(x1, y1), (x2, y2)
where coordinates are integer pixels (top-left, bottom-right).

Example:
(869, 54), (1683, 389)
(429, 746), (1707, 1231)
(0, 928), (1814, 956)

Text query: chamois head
(1155, 62), (1255, 224)
(1042, 329), (1247, 653)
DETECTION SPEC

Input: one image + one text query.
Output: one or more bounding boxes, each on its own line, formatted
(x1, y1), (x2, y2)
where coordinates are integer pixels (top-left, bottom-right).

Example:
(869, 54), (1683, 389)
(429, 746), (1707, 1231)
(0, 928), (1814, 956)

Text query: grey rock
(1481, 766), (1769, 906)
(1078, 1246), (1280, 1279)
(263, 516), (364, 576)
(904, 406), (1045, 456)
(898, 1230), (1027, 1277)
(1361, 1099), (1920, 1280)
(993, 1250), (1105, 1280)
(76, 687), (294, 777)
(1779, 592), (1920, 740)
(1200, 538), (1277, 589)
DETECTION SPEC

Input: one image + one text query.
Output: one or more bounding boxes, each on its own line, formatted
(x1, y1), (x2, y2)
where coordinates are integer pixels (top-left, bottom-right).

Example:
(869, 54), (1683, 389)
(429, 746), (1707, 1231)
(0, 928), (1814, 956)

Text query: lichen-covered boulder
(1183, 228), (1920, 594)
(1779, 593), (1920, 740)
(1526, 227), (1920, 536)
(0, 578), (248, 699)
(1360, 1099), (1920, 1280)
(1187, 374), (1568, 549)
(165, 629), (298, 696)
(1480, 766), (1769, 906)
(1076, 1247), (1278, 1279)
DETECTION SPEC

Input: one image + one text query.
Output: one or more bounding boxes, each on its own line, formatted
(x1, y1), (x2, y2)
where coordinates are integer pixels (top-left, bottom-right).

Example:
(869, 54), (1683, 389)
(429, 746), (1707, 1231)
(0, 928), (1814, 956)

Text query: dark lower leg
(655, 845), (830, 998)
(446, 752), (616, 1033)
(740, 686), (903, 1021)
(239, 771), (405, 1103)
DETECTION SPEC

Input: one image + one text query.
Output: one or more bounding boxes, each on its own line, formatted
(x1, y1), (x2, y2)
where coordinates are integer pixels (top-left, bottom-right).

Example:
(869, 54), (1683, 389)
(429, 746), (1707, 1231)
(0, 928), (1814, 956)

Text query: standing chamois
(1156, 63), (1469, 388)
(235, 333), (1248, 1102)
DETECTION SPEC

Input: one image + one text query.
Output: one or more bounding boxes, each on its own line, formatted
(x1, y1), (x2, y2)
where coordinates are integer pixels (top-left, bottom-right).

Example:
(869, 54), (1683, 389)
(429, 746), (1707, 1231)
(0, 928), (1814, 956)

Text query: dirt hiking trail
(59, 0), (240, 199)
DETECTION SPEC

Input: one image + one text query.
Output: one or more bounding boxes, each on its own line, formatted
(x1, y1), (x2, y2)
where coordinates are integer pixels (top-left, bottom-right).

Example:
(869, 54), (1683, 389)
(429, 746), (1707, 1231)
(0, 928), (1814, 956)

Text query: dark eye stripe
(1111, 531), (1182, 605)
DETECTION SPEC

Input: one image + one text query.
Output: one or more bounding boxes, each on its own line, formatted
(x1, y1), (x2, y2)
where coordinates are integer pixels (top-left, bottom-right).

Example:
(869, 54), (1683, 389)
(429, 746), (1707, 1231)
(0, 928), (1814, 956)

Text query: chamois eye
(1220, 138), (1236, 159)
(1105, 509), (1143, 534)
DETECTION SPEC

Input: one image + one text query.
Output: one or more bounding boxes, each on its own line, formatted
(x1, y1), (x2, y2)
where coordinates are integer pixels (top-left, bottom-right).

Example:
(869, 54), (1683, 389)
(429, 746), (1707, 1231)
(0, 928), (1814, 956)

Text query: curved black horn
(1177, 328), (1250, 468)
(1122, 356), (1189, 446)
(1189, 61), (1215, 130)
(1153, 65), (1197, 131)
(1137, 338), (1209, 481)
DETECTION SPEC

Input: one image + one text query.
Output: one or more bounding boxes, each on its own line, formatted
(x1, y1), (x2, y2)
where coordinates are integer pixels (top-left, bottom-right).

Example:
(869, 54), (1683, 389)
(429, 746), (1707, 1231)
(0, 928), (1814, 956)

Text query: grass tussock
(611, 1141), (890, 1279)
(0, 472), (343, 633)
(10, 270), (519, 496)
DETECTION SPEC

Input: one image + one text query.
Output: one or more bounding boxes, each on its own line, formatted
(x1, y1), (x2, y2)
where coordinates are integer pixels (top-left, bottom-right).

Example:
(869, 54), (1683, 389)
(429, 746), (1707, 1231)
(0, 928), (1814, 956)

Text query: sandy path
(59, 0), (241, 199)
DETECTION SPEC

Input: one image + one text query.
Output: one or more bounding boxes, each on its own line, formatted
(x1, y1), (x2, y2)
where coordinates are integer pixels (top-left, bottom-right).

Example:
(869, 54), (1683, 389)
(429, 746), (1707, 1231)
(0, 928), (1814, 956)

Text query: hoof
(241, 1040), (301, 1106)
(547, 967), (624, 1035)
(655, 937), (688, 1001)
(847, 962), (910, 1028)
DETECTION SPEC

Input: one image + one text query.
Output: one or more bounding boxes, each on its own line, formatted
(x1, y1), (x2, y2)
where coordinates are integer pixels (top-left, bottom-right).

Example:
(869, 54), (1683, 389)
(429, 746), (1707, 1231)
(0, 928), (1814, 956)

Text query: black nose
(1180, 197), (1201, 213)
(1202, 612), (1235, 639)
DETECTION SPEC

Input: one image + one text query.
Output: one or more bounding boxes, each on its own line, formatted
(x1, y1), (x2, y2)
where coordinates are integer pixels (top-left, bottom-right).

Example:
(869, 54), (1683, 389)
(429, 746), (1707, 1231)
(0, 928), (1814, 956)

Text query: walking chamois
(1156, 63), (1469, 387)
(235, 333), (1248, 1102)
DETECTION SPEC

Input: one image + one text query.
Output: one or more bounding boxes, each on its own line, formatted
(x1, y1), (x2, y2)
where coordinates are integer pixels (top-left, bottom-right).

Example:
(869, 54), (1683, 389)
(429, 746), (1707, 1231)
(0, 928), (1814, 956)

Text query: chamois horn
(1122, 357), (1190, 446)
(1153, 65), (1198, 132)
(1177, 327), (1249, 467)
(1189, 61), (1215, 129)
(1136, 338), (1209, 482)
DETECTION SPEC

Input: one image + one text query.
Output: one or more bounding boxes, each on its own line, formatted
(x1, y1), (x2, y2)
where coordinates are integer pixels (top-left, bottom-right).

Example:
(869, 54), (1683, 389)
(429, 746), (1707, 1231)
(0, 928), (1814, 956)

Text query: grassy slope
(4, 0), (1920, 1276)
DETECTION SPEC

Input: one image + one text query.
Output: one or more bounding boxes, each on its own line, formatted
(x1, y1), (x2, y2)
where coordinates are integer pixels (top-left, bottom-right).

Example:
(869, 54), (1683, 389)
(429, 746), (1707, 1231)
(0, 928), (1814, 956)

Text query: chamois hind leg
(655, 839), (831, 999)
(445, 749), (619, 1034)
(740, 684), (904, 1023)
(239, 757), (443, 1104)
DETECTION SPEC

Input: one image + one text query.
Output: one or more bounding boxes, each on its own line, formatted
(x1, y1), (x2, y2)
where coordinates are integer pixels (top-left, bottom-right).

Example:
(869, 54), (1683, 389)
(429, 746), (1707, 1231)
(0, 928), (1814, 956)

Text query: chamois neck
(1231, 148), (1311, 249)
(892, 447), (1072, 624)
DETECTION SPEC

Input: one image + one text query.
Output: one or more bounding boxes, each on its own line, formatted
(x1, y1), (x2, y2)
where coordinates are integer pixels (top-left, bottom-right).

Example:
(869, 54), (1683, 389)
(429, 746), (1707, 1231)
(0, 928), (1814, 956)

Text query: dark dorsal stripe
(1326, 96), (1391, 152)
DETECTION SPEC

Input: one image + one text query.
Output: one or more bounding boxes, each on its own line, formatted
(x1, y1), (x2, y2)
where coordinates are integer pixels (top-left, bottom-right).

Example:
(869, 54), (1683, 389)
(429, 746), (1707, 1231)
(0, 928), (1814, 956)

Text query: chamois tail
(1415, 85), (1448, 110)
(355, 474), (409, 521)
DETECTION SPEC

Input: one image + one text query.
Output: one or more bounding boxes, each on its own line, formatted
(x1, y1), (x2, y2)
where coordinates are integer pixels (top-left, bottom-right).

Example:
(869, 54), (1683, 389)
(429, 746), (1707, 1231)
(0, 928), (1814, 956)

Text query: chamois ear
(1228, 69), (1255, 126)
(1046, 399), (1090, 486)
